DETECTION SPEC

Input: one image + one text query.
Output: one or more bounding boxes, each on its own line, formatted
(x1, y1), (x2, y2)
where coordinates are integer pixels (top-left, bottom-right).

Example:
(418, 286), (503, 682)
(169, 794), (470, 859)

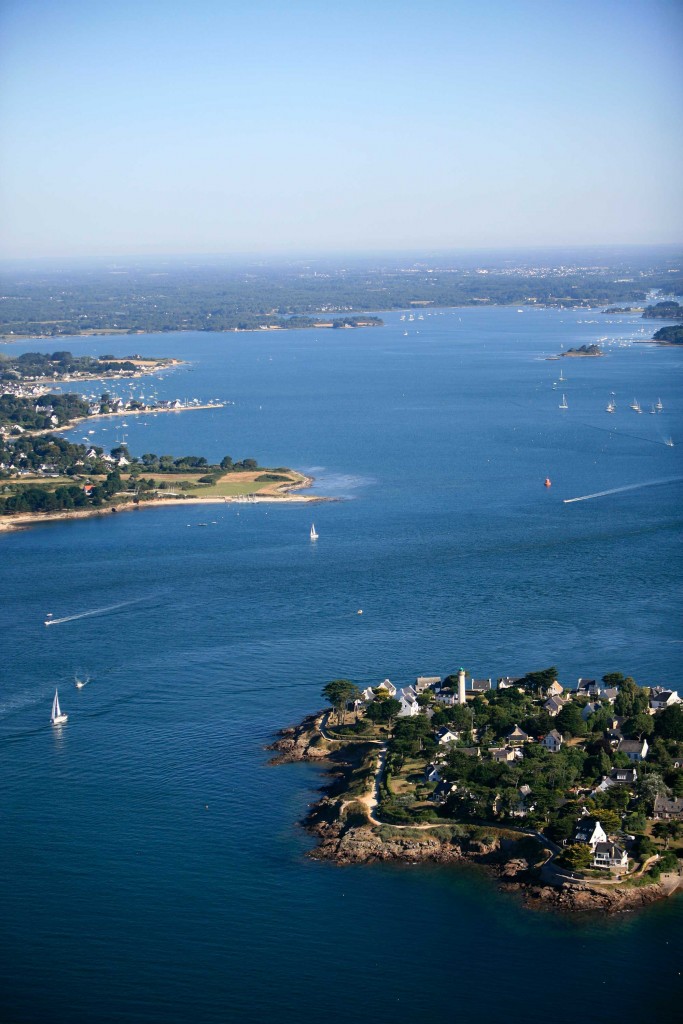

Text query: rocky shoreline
(269, 716), (679, 916)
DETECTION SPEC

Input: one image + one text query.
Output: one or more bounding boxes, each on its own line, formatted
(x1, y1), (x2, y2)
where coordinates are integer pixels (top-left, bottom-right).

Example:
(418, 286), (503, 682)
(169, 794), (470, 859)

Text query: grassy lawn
(196, 477), (275, 497)
(389, 757), (427, 796)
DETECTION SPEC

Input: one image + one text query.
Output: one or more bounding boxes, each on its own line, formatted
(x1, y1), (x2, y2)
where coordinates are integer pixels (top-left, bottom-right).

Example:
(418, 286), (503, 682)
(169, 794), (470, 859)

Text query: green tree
(637, 772), (669, 812)
(521, 667), (559, 693)
(366, 697), (401, 729)
(653, 821), (682, 850)
(622, 713), (654, 740)
(655, 704), (683, 740)
(322, 679), (361, 726)
(561, 844), (592, 870)
(556, 703), (587, 738)
(602, 672), (626, 687)
(614, 679), (649, 718)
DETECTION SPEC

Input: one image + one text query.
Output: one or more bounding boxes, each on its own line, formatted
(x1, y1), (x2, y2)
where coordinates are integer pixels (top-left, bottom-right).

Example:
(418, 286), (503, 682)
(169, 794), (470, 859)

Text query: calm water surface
(1, 309), (681, 1022)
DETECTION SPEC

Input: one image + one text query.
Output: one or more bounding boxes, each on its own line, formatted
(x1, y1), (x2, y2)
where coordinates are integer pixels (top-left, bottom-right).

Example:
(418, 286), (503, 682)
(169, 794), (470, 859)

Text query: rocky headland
(269, 715), (679, 916)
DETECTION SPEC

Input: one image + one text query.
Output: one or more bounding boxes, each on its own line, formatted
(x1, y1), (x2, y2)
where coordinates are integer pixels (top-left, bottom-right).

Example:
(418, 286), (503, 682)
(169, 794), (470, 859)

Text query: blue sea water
(1, 308), (682, 1023)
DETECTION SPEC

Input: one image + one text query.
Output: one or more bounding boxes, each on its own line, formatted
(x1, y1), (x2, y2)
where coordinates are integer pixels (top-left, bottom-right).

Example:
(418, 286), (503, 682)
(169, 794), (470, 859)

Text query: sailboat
(51, 689), (68, 726)
(606, 399), (615, 413)
(310, 523), (318, 541)
(665, 437), (674, 448)
(559, 394), (568, 410)
(630, 398), (641, 413)
(656, 398), (663, 411)
(650, 404), (657, 415)
(559, 369), (566, 382)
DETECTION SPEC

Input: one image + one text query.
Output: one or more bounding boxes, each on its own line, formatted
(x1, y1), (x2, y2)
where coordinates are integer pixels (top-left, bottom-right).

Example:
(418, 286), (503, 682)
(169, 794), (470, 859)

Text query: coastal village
(0, 350), (315, 524)
(275, 667), (683, 912)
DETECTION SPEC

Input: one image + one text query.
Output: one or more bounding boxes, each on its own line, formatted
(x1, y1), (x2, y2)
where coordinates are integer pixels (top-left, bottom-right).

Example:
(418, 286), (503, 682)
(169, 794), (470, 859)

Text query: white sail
(310, 524), (318, 540)
(51, 688), (67, 725)
(559, 394), (568, 410)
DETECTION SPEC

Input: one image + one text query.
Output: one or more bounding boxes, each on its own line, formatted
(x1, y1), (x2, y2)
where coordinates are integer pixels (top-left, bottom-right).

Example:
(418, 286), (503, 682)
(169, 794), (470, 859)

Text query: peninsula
(0, 434), (321, 531)
(0, 350), (182, 384)
(272, 669), (683, 914)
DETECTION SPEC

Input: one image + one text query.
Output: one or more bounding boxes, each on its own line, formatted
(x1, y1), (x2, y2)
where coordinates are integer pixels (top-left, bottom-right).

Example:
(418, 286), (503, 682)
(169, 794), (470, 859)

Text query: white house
(436, 727), (460, 746)
(610, 766), (638, 786)
(470, 678), (492, 693)
(575, 679), (601, 699)
(593, 841), (628, 870)
(581, 701), (601, 721)
(542, 729), (563, 753)
(398, 687), (420, 717)
(546, 680), (564, 697)
(510, 784), (535, 818)
(497, 677), (524, 690)
(572, 818), (607, 849)
(617, 737), (649, 762)
(376, 679), (397, 697)
(649, 688), (681, 712)
(425, 764), (442, 783)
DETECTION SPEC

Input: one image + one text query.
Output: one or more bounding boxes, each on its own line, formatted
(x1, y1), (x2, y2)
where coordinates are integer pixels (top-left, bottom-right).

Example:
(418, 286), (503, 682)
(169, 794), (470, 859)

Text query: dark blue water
(1, 309), (682, 1022)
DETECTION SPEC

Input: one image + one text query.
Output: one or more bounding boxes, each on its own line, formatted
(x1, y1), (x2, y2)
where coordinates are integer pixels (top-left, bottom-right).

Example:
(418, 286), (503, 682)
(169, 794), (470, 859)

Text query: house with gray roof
(572, 817), (607, 849)
(505, 724), (530, 746)
(542, 729), (563, 753)
(617, 737), (649, 762)
(653, 795), (683, 820)
(545, 695), (567, 717)
(415, 675), (441, 693)
(593, 841), (628, 870)
(649, 688), (681, 712)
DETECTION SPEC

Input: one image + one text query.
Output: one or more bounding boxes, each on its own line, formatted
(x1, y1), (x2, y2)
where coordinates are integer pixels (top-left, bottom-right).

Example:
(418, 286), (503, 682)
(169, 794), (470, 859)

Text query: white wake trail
(563, 476), (683, 504)
(45, 597), (147, 627)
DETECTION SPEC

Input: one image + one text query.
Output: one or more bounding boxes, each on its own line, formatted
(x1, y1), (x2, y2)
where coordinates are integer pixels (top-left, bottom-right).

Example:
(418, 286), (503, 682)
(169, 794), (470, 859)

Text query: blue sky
(1, 0), (681, 258)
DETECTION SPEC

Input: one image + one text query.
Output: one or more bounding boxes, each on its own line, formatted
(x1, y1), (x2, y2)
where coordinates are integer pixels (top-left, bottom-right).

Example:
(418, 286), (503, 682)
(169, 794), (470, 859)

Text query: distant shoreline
(0, 323), (383, 343)
(33, 401), (225, 439)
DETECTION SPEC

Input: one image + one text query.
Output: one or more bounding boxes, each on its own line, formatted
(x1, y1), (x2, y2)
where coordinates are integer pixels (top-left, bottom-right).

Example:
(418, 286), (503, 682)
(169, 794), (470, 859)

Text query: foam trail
(563, 477), (683, 504)
(45, 597), (147, 627)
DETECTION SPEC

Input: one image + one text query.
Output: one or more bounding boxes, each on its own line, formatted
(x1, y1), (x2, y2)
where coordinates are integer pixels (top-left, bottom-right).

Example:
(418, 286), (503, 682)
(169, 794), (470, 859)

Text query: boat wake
(563, 476), (683, 504)
(45, 597), (147, 628)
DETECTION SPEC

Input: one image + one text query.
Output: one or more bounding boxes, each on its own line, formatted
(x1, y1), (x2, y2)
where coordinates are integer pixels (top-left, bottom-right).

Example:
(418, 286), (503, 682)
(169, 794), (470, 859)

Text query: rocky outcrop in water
(268, 714), (331, 763)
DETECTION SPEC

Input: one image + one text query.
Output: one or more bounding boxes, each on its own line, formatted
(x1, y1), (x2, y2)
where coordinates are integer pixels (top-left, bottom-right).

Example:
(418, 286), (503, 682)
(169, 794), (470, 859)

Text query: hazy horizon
(1, 0), (682, 260)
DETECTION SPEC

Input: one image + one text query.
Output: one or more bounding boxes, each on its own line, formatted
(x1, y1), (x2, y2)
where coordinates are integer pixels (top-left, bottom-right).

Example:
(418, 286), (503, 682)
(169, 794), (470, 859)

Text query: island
(554, 344), (603, 358)
(271, 669), (683, 914)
